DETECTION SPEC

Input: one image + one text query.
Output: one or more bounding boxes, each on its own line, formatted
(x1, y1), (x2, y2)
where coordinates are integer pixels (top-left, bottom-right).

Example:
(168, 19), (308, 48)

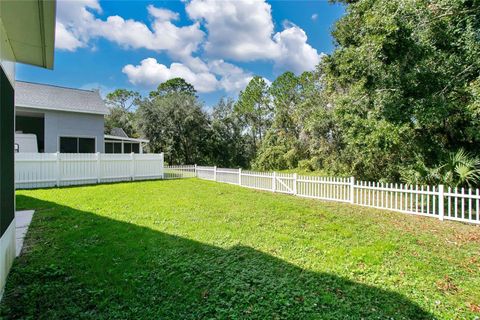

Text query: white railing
(189, 165), (480, 225)
(15, 152), (164, 189)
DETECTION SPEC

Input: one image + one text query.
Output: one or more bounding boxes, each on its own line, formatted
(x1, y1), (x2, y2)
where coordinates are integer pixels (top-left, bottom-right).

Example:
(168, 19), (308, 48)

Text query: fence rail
(182, 165), (480, 225)
(15, 152), (165, 189)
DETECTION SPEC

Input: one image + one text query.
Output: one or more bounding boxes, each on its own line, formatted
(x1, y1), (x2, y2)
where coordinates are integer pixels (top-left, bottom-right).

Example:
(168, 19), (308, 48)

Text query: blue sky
(17, 0), (344, 106)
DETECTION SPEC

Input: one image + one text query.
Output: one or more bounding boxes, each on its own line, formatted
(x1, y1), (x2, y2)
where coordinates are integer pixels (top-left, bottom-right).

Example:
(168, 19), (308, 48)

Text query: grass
(1, 178), (479, 319)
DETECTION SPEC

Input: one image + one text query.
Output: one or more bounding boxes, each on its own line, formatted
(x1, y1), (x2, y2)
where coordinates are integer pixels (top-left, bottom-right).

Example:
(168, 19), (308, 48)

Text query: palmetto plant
(400, 149), (480, 188)
(438, 149), (480, 188)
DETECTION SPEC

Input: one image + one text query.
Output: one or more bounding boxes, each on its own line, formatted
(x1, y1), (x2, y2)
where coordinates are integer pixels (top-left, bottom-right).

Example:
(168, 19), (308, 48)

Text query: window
(105, 142), (114, 154)
(60, 137), (77, 153)
(105, 142), (121, 153)
(113, 143), (122, 153)
(132, 143), (140, 153)
(79, 138), (95, 153)
(60, 137), (96, 153)
(105, 141), (142, 153)
(124, 143), (132, 153)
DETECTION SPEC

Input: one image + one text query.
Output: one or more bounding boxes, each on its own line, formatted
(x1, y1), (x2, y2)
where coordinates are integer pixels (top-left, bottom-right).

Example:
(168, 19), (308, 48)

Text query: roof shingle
(15, 81), (108, 115)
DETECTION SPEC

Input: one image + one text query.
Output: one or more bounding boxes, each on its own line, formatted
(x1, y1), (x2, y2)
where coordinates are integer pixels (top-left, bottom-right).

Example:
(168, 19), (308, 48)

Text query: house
(15, 81), (108, 153)
(14, 81), (149, 154)
(0, 0), (56, 295)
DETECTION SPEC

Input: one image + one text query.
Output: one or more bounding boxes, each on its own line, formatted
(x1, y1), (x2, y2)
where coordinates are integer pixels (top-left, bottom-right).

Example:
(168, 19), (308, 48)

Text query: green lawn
(1, 179), (479, 319)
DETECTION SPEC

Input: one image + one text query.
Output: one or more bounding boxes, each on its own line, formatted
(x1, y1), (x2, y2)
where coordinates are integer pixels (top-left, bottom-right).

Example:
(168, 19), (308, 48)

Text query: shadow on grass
(0, 195), (434, 319)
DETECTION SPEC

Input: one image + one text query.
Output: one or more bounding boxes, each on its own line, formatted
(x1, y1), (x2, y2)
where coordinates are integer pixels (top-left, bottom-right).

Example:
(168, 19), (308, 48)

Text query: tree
(208, 98), (253, 168)
(149, 78), (197, 99)
(104, 89), (141, 137)
(105, 89), (141, 111)
(321, 0), (480, 180)
(137, 93), (210, 164)
(104, 107), (138, 137)
(254, 72), (304, 170)
(235, 76), (271, 159)
(296, 69), (342, 172)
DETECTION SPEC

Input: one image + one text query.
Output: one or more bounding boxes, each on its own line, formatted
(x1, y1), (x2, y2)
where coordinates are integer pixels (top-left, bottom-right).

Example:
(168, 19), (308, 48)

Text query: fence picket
(468, 188), (472, 221)
(477, 189), (479, 222)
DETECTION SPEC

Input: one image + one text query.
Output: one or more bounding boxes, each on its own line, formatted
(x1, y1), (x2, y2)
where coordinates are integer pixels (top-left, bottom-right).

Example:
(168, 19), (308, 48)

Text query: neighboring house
(1, 0), (56, 296)
(14, 81), (149, 153)
(15, 81), (107, 153)
(105, 127), (149, 154)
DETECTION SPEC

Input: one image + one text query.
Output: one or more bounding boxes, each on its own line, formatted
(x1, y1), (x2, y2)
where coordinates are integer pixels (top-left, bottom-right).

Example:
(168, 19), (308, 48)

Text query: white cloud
(122, 58), (252, 94)
(147, 6), (179, 21)
(122, 58), (218, 93)
(186, 0), (278, 61)
(311, 13), (318, 21)
(55, 22), (84, 51)
(273, 22), (322, 74)
(186, 0), (322, 73)
(55, 1), (204, 59)
(55, 0), (101, 50)
(208, 60), (253, 93)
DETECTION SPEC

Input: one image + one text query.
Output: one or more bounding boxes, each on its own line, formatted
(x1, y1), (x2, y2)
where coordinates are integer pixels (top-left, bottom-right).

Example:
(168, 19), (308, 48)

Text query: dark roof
(15, 81), (108, 115)
(110, 128), (129, 138)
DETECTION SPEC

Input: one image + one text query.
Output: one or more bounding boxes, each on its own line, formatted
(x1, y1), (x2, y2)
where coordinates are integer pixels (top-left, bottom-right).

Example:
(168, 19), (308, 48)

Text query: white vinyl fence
(174, 165), (480, 225)
(15, 156), (480, 225)
(15, 152), (165, 189)
(164, 165), (196, 179)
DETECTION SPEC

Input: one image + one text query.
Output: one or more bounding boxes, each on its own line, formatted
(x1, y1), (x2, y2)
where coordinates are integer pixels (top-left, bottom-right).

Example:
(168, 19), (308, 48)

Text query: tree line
(105, 0), (480, 187)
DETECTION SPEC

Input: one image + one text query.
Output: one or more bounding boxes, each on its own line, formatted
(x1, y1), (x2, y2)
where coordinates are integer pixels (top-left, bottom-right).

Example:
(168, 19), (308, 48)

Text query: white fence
(15, 153), (165, 189)
(15, 157), (480, 225)
(177, 165), (480, 225)
(164, 165), (196, 179)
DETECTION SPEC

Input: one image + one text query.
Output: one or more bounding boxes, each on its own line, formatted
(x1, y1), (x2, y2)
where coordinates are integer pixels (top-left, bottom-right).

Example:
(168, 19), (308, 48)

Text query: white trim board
(0, 218), (16, 301)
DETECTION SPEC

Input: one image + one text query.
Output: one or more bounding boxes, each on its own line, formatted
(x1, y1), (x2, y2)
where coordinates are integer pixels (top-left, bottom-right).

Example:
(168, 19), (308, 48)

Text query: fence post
(293, 173), (297, 195)
(161, 153), (165, 179)
(131, 152), (135, 181)
(350, 176), (355, 204)
(272, 171), (277, 192)
(239, 168), (242, 186)
(55, 152), (60, 187)
(438, 184), (444, 221)
(214, 166), (217, 181)
(194, 164), (197, 177)
(96, 152), (101, 184)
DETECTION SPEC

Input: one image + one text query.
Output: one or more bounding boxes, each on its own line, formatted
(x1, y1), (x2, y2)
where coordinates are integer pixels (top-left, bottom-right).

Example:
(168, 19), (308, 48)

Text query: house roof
(110, 127), (129, 138)
(105, 135), (149, 143)
(106, 128), (149, 143)
(0, 0), (56, 69)
(15, 81), (109, 115)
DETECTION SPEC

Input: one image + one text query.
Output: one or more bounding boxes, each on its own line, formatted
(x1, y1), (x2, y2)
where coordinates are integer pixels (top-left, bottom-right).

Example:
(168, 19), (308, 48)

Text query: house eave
(16, 104), (109, 116)
(104, 135), (150, 144)
(0, 0), (56, 69)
